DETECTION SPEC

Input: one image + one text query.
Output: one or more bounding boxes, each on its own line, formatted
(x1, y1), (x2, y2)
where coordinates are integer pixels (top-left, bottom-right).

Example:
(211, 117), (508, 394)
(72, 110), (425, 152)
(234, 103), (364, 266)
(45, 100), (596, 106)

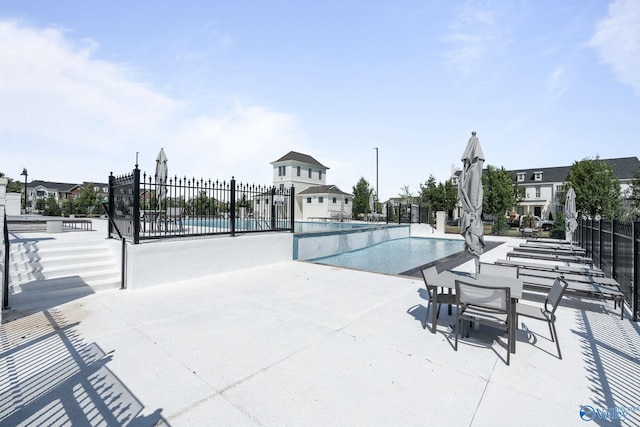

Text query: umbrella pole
(474, 256), (480, 278)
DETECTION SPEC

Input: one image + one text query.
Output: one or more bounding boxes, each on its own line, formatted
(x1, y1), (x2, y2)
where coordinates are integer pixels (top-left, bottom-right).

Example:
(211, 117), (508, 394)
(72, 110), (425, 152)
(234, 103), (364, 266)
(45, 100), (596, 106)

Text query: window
(308, 168), (312, 178)
(345, 198), (349, 204)
(94, 186), (99, 192)
(319, 170), (323, 180)
(307, 197), (312, 203)
(556, 185), (562, 193)
(535, 186), (541, 198)
(102, 187), (108, 193)
(296, 166), (301, 176)
(534, 172), (543, 181)
(332, 197), (337, 203)
(516, 173), (525, 182)
(279, 184), (284, 191)
(278, 166), (286, 176)
(318, 197), (324, 203)
(451, 177), (458, 185)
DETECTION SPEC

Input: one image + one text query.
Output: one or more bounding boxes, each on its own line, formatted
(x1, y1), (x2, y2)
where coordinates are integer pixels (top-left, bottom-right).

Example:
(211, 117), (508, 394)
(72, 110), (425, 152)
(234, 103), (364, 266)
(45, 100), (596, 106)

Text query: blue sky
(1, 0), (639, 201)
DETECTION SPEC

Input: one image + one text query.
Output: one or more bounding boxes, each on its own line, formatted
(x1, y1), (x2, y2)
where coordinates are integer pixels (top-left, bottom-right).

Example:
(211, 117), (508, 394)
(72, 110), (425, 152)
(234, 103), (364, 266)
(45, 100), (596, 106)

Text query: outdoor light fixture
(20, 167), (28, 215)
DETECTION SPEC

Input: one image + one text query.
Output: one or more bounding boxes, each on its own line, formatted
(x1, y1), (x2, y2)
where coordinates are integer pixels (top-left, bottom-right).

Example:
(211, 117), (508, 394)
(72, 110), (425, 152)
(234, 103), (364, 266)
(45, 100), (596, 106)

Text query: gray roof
(511, 157), (640, 183)
(298, 185), (352, 196)
(272, 151), (328, 169)
(28, 180), (80, 192)
(452, 157), (640, 183)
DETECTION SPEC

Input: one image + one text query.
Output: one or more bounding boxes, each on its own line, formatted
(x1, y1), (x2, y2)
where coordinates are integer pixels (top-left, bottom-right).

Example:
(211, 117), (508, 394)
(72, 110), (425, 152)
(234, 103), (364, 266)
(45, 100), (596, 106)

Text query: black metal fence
(108, 166), (295, 243)
(577, 218), (639, 321)
(386, 203), (428, 224)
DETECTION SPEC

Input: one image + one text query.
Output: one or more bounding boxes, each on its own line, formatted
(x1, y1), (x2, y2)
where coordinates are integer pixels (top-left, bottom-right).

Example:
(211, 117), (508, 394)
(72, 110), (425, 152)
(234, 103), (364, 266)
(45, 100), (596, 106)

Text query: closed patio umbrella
(458, 131), (486, 276)
(564, 187), (578, 245)
(155, 148), (168, 203)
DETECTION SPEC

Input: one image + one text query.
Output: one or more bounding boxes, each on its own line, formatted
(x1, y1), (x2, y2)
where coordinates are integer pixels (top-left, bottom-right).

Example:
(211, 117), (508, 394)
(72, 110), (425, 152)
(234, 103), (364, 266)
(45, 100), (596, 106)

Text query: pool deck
(1, 222), (639, 426)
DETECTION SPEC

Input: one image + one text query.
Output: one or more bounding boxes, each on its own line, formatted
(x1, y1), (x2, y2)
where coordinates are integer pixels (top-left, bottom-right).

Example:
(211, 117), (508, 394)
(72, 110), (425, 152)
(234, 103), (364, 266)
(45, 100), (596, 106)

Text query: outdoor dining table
(425, 269), (524, 354)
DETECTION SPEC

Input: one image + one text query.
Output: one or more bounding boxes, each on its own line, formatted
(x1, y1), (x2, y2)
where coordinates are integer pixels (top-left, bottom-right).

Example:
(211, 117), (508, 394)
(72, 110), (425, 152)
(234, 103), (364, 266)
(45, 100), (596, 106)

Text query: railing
(102, 202), (126, 290)
(108, 166), (295, 244)
(577, 218), (639, 321)
(386, 203), (428, 225)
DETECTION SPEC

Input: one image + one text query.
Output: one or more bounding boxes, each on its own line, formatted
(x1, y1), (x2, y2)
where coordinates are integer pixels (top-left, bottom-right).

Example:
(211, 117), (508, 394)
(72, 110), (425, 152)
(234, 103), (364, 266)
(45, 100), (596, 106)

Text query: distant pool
(294, 221), (374, 233)
(309, 237), (464, 275)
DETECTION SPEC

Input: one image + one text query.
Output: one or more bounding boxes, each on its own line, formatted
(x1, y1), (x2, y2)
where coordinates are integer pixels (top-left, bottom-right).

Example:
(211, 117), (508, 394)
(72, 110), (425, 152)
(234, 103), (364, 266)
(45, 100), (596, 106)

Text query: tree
(352, 177), (372, 217)
(76, 184), (99, 216)
(43, 194), (61, 216)
(566, 157), (621, 219)
(483, 166), (521, 216)
(419, 175), (458, 220)
(0, 172), (23, 193)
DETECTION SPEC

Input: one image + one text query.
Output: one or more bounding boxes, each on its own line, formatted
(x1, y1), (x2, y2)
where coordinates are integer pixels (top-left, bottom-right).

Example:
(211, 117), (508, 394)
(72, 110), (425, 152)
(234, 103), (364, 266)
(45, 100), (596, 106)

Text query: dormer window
(516, 173), (525, 182)
(451, 176), (458, 185)
(534, 171), (543, 181)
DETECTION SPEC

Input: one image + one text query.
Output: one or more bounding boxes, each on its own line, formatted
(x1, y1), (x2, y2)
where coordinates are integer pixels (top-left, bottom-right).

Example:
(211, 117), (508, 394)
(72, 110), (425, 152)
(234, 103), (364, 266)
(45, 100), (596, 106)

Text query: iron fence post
(289, 186), (295, 232)
(108, 173), (115, 239)
(3, 213), (10, 309)
(634, 220), (639, 321)
(270, 187), (276, 230)
(230, 177), (236, 237)
(612, 218), (617, 280)
(133, 166), (140, 244)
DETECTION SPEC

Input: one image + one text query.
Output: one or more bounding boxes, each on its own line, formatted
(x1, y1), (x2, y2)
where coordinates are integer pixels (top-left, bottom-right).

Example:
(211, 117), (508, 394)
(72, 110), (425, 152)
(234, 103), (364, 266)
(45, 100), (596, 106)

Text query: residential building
(450, 156), (640, 221)
(271, 151), (353, 221)
(23, 180), (109, 213)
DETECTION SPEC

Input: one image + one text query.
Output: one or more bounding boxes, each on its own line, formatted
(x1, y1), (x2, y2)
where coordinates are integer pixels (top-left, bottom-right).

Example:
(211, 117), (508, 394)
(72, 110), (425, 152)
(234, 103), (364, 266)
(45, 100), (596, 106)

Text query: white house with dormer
(271, 151), (353, 221)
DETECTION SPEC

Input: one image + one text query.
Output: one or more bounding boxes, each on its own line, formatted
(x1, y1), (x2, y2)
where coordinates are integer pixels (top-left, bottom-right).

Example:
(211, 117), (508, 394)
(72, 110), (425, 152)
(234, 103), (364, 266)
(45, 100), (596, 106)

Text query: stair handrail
(102, 202), (126, 290)
(3, 210), (10, 309)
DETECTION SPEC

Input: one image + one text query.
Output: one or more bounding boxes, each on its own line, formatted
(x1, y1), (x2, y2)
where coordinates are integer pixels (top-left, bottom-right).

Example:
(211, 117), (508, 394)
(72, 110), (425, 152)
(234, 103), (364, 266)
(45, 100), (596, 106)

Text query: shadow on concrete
(572, 308), (640, 426)
(0, 307), (168, 426)
(3, 276), (96, 322)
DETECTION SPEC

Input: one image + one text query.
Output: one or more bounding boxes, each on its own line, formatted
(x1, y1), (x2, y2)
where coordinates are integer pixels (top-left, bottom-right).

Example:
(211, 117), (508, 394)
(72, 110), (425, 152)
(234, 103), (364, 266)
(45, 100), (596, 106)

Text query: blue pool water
(309, 237), (465, 274)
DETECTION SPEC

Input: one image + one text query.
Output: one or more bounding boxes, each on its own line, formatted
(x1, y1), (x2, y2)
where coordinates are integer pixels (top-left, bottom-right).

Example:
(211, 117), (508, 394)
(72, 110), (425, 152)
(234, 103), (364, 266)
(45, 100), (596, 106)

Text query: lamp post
(374, 147), (379, 215)
(20, 168), (28, 215)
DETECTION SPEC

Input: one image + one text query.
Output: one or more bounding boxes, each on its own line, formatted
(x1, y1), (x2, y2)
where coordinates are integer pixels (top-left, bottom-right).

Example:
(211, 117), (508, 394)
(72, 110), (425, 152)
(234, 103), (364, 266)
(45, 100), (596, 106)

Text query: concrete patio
(1, 225), (639, 426)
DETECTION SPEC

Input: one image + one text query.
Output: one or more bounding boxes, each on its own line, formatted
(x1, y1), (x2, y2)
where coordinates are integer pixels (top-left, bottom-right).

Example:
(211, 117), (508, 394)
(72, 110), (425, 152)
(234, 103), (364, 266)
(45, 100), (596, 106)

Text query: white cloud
(590, 0), (640, 96)
(441, 2), (510, 75)
(545, 65), (569, 101)
(0, 20), (305, 185)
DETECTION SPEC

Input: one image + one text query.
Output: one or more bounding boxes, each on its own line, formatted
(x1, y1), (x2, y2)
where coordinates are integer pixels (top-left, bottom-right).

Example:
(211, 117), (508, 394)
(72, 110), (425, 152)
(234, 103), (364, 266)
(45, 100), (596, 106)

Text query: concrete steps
(8, 238), (121, 293)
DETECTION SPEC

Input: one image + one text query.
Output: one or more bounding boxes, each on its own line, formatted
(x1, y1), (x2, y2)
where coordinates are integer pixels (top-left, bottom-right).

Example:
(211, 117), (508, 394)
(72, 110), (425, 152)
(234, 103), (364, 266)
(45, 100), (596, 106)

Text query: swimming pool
(309, 237), (465, 275)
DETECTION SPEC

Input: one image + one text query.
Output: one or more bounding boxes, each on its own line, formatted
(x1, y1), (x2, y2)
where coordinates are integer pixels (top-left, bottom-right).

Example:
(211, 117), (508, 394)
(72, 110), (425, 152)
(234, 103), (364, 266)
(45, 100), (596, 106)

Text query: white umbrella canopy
(564, 187), (578, 244)
(458, 131), (486, 275)
(155, 148), (169, 203)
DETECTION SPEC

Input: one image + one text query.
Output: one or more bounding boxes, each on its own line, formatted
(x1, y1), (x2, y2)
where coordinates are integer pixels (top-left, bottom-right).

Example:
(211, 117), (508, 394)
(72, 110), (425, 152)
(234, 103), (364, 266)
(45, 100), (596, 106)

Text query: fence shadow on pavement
(572, 308), (640, 425)
(0, 307), (168, 426)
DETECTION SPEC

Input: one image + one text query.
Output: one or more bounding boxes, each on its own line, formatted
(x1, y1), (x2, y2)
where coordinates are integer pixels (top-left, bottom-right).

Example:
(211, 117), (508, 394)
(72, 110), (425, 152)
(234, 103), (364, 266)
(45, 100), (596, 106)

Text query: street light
(374, 147), (379, 215)
(20, 168), (28, 215)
